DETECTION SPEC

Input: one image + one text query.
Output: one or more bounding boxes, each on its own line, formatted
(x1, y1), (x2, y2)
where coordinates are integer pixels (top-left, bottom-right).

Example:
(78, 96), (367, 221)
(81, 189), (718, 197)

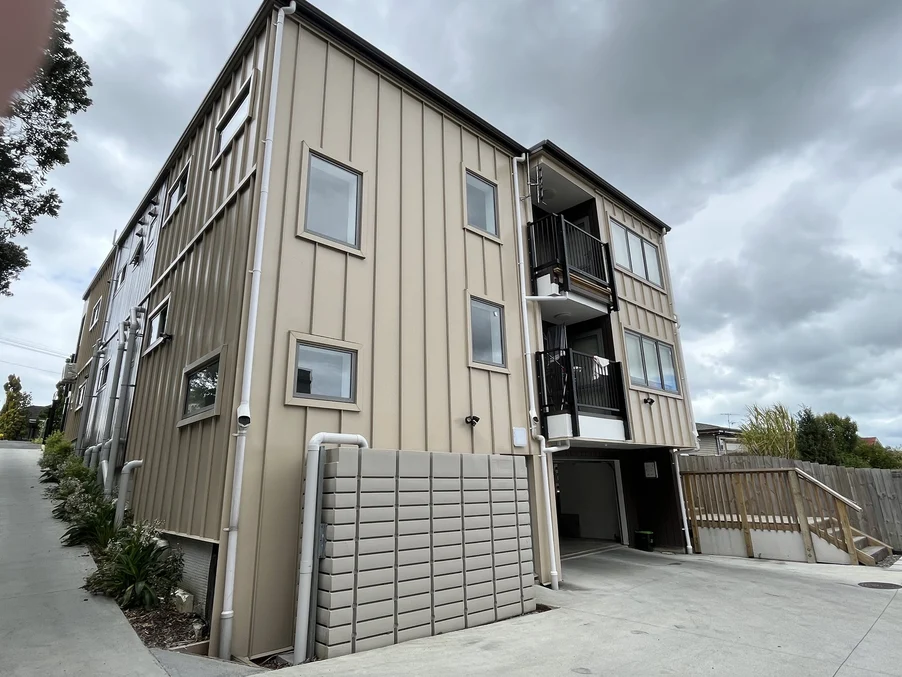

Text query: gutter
(218, 1), (297, 660)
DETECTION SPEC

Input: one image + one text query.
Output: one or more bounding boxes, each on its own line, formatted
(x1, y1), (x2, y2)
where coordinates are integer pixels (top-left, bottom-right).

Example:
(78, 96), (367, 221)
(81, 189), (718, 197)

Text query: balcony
(528, 214), (618, 323)
(536, 348), (628, 441)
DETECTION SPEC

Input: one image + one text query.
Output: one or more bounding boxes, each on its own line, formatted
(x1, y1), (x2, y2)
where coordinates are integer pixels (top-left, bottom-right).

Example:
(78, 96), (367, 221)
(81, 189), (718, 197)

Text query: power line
(0, 338), (70, 359)
(0, 334), (69, 356)
(0, 360), (60, 375)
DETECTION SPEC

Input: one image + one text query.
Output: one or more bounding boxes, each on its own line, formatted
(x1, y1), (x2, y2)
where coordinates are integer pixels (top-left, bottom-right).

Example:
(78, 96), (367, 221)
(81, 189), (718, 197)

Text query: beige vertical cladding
(244, 17), (536, 657)
(315, 448), (534, 660)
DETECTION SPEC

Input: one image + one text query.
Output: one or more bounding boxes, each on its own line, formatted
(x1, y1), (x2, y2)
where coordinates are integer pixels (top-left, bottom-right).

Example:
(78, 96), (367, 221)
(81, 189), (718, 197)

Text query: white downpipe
(115, 459), (143, 528)
(218, 1), (297, 661)
(672, 449), (693, 554)
(99, 459), (109, 489)
(100, 322), (127, 444)
(105, 307), (142, 498)
(293, 432), (369, 665)
(512, 154), (568, 591)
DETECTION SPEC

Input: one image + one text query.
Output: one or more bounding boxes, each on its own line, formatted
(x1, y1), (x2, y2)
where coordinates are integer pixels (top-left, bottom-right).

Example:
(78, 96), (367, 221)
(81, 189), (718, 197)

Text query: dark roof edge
(82, 246), (116, 300)
(293, 1), (525, 156)
(529, 140), (672, 233)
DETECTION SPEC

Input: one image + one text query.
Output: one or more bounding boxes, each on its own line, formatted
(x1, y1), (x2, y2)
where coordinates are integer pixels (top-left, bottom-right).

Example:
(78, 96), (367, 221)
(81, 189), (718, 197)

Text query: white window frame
(624, 330), (679, 394)
(462, 165), (501, 243)
(163, 161), (191, 226)
(89, 298), (102, 330)
(75, 382), (86, 410)
(297, 143), (368, 256)
(211, 72), (256, 168)
(143, 294), (171, 356)
(285, 331), (361, 411)
(97, 361), (110, 391)
(610, 219), (664, 288)
(178, 346), (224, 427)
(466, 292), (508, 373)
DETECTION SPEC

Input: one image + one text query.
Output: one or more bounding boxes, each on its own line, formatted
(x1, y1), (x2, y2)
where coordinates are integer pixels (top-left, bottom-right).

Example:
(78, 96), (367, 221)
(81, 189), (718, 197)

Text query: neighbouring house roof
(528, 140), (673, 233)
(860, 437), (880, 446)
(696, 422), (741, 436)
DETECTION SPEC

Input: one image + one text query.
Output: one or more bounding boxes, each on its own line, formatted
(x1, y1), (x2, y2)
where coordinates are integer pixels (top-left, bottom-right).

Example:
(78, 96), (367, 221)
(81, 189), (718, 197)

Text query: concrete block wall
(316, 448), (535, 659)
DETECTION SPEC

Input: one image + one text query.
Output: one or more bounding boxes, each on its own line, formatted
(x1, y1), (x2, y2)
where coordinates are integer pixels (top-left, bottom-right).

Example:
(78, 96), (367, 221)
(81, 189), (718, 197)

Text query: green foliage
(87, 522), (184, 610)
(796, 407), (842, 465)
(38, 430), (74, 482)
(61, 499), (117, 551)
(0, 1), (92, 294)
(739, 404), (798, 458)
(848, 439), (902, 470)
(0, 374), (32, 440)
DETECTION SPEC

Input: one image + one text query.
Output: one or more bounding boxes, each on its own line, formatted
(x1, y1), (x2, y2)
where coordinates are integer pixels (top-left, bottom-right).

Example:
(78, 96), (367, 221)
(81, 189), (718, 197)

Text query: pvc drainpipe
(671, 449), (693, 554)
(294, 432), (369, 665)
(100, 321), (127, 446)
(115, 460), (143, 528)
(75, 341), (104, 459)
(219, 1), (297, 661)
(512, 154), (569, 591)
(105, 307), (143, 498)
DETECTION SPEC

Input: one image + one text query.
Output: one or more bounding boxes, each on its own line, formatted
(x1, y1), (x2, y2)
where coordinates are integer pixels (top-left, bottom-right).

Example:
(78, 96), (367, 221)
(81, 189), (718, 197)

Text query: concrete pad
(150, 649), (264, 677)
(278, 544), (902, 677)
(0, 442), (167, 677)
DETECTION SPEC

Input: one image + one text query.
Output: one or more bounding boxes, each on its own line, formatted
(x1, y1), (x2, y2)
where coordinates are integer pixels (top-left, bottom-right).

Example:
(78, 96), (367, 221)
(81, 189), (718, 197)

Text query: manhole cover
(858, 582), (902, 590)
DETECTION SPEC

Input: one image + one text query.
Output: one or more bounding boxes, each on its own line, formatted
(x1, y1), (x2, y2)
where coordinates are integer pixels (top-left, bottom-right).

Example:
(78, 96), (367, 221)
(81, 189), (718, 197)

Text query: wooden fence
(682, 454), (902, 552)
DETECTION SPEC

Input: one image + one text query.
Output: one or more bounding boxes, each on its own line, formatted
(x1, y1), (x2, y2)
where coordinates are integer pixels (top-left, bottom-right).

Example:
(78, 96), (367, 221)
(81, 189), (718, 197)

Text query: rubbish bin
(635, 530), (654, 552)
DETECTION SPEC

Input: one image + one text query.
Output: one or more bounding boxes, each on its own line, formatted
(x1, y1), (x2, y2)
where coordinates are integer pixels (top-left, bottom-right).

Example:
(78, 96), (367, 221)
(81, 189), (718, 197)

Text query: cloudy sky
(2, 0), (902, 444)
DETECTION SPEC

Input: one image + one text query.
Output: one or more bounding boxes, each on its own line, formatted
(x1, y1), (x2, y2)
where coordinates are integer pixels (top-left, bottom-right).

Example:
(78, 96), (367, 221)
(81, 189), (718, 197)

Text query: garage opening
(554, 459), (627, 559)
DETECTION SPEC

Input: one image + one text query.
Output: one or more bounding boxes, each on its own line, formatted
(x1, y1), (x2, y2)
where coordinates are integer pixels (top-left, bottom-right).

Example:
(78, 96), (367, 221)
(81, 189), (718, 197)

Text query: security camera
(237, 403), (251, 428)
(465, 415), (480, 427)
(643, 396), (655, 406)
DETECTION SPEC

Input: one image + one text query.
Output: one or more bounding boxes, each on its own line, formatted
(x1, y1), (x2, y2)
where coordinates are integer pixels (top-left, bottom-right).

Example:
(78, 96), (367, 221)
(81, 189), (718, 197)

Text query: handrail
(795, 469), (861, 512)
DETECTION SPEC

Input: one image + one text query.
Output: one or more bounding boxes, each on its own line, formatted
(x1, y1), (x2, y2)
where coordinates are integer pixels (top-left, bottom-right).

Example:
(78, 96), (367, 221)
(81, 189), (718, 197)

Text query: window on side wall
(610, 220), (663, 287)
(76, 382), (86, 409)
(145, 300), (169, 352)
(294, 341), (356, 402)
(469, 297), (505, 368)
(89, 298), (102, 329)
(465, 171), (498, 237)
(164, 164), (190, 222)
(183, 357), (220, 418)
(304, 153), (361, 248)
(624, 331), (678, 393)
(216, 80), (252, 157)
(97, 362), (109, 390)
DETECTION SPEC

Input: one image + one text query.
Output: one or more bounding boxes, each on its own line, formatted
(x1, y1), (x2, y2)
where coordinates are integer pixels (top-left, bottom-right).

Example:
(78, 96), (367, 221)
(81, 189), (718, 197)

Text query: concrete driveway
(0, 441), (168, 676)
(282, 545), (901, 676)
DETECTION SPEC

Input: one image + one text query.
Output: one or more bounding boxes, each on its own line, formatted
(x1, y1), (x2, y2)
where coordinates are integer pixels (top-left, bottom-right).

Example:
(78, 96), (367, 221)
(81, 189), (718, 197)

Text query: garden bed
(122, 604), (208, 650)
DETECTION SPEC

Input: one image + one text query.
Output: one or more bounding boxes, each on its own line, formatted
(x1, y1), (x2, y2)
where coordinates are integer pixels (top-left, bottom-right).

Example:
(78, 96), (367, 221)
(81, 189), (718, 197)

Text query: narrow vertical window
(470, 297), (505, 367)
(465, 172), (498, 236)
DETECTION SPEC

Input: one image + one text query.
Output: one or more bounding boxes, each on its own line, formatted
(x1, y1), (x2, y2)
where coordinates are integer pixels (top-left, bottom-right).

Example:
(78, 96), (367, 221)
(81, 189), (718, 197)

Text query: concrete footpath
(0, 441), (167, 676)
(282, 545), (902, 676)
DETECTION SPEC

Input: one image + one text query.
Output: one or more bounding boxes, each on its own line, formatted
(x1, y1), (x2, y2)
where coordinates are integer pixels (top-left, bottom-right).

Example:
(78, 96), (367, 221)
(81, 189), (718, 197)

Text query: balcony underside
(535, 272), (612, 324)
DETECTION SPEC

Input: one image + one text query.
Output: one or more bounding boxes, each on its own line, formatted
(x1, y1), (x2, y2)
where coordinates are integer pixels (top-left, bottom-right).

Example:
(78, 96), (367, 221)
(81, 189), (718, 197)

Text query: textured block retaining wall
(315, 448), (536, 659)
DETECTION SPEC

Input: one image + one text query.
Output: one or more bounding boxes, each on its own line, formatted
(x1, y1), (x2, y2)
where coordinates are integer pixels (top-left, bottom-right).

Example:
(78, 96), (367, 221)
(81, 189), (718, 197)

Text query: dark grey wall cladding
(316, 448), (535, 659)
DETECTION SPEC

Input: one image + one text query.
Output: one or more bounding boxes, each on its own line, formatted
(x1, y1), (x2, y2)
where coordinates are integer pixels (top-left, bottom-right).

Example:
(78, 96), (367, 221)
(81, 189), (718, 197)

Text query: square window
(304, 154), (361, 248)
(294, 342), (355, 401)
(217, 87), (251, 155)
(470, 297), (505, 367)
(184, 358), (219, 417)
(466, 172), (497, 236)
(165, 166), (190, 221)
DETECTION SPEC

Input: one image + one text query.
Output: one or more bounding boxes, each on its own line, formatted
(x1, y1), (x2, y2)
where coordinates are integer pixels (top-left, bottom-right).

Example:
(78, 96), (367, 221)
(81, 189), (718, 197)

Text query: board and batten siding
(230, 19), (534, 657)
(125, 19), (274, 542)
(528, 154), (695, 450)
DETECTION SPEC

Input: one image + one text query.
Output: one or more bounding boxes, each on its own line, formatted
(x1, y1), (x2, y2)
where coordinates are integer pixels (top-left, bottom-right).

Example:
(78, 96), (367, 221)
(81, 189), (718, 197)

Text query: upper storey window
(611, 220), (662, 287)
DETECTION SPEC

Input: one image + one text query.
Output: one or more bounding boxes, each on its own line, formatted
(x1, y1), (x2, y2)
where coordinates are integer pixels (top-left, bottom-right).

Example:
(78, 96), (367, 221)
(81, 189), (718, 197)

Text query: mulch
(123, 605), (208, 649)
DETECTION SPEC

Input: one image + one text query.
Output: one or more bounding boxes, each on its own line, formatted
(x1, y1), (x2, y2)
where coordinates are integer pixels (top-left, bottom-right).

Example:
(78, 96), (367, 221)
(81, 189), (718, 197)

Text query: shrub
(87, 521), (184, 609)
(38, 432), (75, 483)
(61, 499), (118, 552)
(49, 456), (101, 519)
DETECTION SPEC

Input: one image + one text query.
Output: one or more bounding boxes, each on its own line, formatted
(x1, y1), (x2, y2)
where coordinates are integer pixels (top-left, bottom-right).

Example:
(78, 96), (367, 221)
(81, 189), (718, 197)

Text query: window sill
(615, 264), (666, 292)
(297, 231), (366, 259)
(464, 224), (503, 245)
(468, 361), (509, 375)
(285, 395), (360, 411)
(628, 384), (683, 400)
(177, 409), (218, 428)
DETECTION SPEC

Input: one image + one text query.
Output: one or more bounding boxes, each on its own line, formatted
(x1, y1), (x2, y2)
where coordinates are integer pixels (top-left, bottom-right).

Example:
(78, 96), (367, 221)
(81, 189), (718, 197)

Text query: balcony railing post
(558, 215), (573, 293)
(564, 349), (579, 437)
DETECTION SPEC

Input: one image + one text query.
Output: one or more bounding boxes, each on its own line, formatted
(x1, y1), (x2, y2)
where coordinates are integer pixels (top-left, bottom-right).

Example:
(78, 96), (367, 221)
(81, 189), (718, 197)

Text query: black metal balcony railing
(528, 214), (617, 302)
(536, 348), (627, 438)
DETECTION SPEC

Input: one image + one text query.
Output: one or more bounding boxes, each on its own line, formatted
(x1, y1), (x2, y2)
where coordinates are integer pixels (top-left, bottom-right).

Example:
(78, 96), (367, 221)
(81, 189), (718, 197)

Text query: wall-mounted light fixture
(643, 396), (655, 406)
(464, 415), (480, 427)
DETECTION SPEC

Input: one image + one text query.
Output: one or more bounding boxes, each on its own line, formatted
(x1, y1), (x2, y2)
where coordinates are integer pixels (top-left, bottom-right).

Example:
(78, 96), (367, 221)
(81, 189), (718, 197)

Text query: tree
(796, 407), (842, 465)
(0, 1), (92, 295)
(739, 403), (798, 458)
(821, 412), (859, 461)
(0, 375), (33, 440)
